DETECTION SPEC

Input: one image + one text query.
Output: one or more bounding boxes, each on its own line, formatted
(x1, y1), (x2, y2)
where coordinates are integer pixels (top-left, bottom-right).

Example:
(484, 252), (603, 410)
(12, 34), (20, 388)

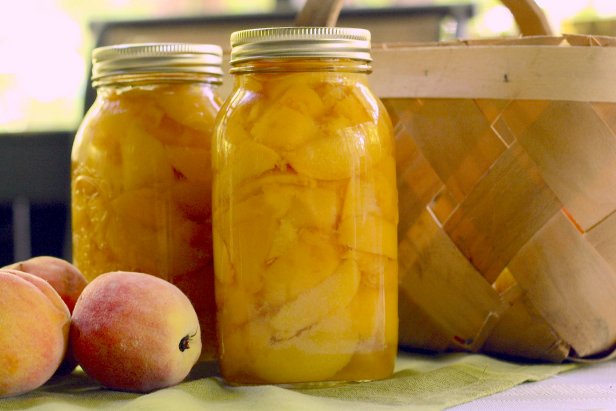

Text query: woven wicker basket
(371, 29), (616, 363)
(296, 0), (616, 362)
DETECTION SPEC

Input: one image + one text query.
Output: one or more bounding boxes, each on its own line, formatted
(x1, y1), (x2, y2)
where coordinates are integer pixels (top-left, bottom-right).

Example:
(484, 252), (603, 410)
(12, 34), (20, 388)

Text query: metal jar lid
(229, 27), (372, 65)
(91, 43), (223, 86)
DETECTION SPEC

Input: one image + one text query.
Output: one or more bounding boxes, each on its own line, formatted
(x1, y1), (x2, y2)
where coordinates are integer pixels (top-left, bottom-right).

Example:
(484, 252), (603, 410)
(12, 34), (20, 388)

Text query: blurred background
(2, 0), (616, 133)
(1, 0), (616, 265)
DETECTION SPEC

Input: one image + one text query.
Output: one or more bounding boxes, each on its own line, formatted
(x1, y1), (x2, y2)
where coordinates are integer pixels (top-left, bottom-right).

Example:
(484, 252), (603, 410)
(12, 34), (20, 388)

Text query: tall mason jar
(72, 43), (223, 360)
(212, 27), (398, 384)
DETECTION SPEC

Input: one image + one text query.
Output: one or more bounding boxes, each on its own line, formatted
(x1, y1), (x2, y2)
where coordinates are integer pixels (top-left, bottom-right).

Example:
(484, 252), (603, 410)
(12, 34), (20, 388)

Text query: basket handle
(500, 0), (553, 36)
(294, 0), (553, 36)
(294, 0), (343, 27)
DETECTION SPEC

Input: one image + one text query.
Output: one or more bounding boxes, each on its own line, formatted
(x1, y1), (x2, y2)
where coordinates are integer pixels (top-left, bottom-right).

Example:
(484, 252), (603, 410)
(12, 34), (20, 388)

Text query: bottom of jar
(219, 347), (397, 386)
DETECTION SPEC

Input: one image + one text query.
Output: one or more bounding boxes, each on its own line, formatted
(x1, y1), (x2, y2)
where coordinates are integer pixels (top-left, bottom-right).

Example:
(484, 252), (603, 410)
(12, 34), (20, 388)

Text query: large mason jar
(212, 27), (398, 384)
(71, 43), (223, 360)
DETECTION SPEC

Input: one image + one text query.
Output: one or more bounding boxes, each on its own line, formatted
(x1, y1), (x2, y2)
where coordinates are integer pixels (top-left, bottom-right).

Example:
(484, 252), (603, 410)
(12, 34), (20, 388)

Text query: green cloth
(0, 352), (575, 411)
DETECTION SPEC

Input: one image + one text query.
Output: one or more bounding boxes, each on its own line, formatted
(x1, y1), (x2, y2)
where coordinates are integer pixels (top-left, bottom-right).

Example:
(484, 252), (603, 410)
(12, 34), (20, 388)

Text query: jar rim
(229, 27), (372, 65)
(91, 43), (224, 84)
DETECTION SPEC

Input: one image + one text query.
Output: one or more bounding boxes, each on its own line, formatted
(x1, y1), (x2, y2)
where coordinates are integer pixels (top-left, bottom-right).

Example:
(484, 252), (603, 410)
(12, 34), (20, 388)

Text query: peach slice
(263, 229), (341, 307)
(262, 184), (340, 231)
(287, 122), (384, 180)
(251, 105), (319, 151)
(121, 123), (174, 190)
(270, 82), (325, 117)
(165, 146), (211, 183)
(247, 308), (358, 383)
(214, 140), (282, 207)
(154, 85), (220, 133)
(270, 257), (360, 340)
(110, 188), (169, 231)
(339, 215), (398, 260)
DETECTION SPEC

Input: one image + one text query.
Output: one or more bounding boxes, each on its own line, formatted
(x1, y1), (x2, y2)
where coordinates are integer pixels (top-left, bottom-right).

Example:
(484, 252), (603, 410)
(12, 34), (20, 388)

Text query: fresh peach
(0, 270), (70, 398)
(3, 256), (88, 375)
(3, 256), (88, 313)
(70, 271), (202, 392)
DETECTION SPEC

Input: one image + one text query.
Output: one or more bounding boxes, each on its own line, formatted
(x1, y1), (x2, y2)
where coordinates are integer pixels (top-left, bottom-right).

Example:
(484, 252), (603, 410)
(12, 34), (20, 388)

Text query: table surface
(1, 352), (613, 410)
(450, 359), (616, 410)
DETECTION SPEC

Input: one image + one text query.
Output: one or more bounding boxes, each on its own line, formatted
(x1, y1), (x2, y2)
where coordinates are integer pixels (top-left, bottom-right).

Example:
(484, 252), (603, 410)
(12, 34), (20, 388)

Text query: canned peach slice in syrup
(212, 27), (399, 385)
(72, 42), (223, 361)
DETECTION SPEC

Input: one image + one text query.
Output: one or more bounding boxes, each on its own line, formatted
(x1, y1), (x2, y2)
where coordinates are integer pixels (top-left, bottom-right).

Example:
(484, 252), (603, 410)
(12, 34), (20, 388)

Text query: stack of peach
(213, 70), (398, 383)
(71, 83), (219, 360)
(0, 257), (202, 397)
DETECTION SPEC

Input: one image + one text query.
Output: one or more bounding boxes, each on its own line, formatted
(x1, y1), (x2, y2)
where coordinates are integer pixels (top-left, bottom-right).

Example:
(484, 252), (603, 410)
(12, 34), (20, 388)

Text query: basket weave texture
(386, 35), (616, 362)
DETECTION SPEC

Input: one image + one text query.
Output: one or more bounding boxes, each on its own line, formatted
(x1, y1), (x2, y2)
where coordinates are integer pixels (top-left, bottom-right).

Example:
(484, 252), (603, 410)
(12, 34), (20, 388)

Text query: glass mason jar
(72, 43), (223, 360)
(212, 27), (398, 384)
